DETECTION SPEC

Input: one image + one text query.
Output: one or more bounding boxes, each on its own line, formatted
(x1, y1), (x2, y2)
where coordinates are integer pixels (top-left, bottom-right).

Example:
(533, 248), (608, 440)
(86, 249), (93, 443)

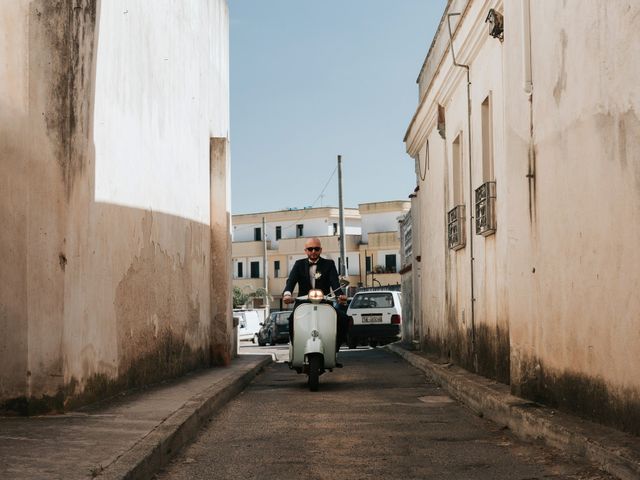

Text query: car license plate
(362, 315), (382, 323)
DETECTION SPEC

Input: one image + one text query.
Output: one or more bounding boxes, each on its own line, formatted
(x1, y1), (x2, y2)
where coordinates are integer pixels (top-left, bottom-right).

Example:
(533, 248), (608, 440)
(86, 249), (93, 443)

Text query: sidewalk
(0, 355), (271, 480)
(387, 343), (640, 480)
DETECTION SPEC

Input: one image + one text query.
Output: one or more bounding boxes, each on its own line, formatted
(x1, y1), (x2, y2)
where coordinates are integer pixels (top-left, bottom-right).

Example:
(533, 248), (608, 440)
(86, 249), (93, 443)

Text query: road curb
(387, 343), (640, 480)
(100, 356), (272, 480)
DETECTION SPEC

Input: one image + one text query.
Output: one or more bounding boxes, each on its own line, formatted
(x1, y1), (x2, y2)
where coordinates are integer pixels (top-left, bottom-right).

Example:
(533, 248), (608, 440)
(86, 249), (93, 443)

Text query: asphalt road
(155, 347), (612, 480)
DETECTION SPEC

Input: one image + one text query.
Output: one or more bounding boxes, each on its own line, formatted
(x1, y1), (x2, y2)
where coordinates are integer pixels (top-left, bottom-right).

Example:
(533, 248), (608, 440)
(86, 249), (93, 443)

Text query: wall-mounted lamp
(485, 9), (504, 42)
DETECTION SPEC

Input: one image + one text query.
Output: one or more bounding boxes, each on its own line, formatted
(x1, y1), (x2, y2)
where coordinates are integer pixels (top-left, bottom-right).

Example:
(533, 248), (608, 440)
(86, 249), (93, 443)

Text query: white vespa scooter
(288, 283), (347, 391)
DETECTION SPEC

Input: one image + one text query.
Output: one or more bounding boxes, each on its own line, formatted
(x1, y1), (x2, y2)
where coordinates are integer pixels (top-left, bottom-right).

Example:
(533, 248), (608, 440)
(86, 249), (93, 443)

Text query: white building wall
(344, 252), (361, 276)
(504, 1), (640, 430)
(94, 0), (228, 223)
(406, 0), (640, 434)
(233, 214), (362, 243)
(361, 211), (403, 242)
(0, 0), (232, 407)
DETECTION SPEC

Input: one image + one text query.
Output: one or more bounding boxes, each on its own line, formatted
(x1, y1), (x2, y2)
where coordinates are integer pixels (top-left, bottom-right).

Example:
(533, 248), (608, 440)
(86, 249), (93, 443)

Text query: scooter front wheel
(308, 354), (322, 392)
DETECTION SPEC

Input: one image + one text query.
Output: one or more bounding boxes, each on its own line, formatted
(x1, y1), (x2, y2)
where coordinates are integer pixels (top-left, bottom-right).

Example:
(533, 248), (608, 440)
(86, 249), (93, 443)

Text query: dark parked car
(257, 310), (290, 346)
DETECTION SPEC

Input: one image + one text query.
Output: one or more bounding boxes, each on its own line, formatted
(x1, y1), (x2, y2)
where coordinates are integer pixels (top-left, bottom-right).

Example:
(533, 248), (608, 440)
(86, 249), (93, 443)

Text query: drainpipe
(522, 0), (533, 95)
(447, 12), (477, 371)
(522, 0), (536, 222)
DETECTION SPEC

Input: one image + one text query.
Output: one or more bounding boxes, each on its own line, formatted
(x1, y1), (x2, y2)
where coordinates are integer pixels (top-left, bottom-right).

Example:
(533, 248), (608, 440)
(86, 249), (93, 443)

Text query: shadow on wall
(0, 201), (233, 416)
(0, 1), (232, 415)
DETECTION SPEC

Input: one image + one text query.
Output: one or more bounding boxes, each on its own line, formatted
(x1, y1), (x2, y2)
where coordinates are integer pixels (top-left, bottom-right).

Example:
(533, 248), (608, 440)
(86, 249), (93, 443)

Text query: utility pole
(262, 216), (269, 316)
(338, 155), (346, 277)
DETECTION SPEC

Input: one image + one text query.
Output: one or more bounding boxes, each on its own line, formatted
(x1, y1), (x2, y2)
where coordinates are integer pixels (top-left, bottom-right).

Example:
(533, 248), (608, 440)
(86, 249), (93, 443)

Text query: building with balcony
(232, 201), (409, 308)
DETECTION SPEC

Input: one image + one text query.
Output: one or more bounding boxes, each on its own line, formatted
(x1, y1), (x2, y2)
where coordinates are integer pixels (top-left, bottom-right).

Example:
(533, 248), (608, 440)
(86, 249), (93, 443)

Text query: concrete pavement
(2, 344), (640, 479)
(0, 354), (271, 480)
(387, 343), (640, 480)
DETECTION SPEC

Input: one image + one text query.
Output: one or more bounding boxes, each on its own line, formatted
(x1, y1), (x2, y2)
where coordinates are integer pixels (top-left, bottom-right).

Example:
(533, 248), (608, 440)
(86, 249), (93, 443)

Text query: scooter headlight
(308, 289), (324, 303)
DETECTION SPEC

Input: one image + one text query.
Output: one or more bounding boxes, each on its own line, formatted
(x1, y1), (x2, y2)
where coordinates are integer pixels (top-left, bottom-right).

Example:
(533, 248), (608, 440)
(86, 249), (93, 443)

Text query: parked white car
(346, 290), (402, 348)
(234, 309), (262, 343)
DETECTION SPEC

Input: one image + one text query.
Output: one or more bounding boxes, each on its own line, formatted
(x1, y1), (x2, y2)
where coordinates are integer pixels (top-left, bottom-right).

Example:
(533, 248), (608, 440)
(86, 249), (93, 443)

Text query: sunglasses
(306, 247), (321, 252)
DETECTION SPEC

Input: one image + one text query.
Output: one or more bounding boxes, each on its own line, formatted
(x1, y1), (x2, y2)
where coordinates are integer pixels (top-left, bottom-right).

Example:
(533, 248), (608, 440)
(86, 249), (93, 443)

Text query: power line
(232, 164), (339, 233)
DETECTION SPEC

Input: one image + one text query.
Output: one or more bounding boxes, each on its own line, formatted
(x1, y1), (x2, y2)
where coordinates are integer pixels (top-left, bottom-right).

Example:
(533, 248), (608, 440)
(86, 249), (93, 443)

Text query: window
(351, 292), (395, 309)
(385, 254), (397, 273)
(296, 224), (304, 237)
(481, 94), (494, 182)
(333, 223), (338, 235)
(452, 133), (463, 205)
(337, 257), (349, 273)
(275, 226), (282, 240)
(237, 262), (243, 278)
(250, 261), (260, 278)
(365, 256), (371, 273)
(254, 227), (261, 241)
(274, 260), (281, 277)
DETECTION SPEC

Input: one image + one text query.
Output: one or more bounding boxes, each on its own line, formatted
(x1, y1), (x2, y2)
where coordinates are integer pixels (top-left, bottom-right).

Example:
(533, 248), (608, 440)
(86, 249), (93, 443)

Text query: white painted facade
(94, 1), (228, 223)
(361, 211), (404, 243)
(0, 1), (232, 410)
(232, 208), (361, 243)
(405, 0), (640, 435)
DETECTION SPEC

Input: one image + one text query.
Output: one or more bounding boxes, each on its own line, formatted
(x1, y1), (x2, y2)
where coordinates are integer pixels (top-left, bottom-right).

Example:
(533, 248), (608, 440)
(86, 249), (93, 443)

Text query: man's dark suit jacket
(283, 257), (342, 298)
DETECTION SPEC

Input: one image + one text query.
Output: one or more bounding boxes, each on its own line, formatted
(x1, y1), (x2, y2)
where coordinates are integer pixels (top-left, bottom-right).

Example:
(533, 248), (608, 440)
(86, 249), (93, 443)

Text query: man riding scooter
(283, 238), (349, 363)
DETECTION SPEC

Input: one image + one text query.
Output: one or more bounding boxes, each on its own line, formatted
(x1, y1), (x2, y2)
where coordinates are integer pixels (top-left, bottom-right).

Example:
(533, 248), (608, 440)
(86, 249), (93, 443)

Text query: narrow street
(155, 347), (611, 480)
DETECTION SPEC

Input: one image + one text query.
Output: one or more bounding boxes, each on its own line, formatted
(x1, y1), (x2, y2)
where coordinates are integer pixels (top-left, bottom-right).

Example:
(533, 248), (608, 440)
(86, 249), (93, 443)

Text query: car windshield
(350, 293), (394, 309)
(275, 313), (290, 325)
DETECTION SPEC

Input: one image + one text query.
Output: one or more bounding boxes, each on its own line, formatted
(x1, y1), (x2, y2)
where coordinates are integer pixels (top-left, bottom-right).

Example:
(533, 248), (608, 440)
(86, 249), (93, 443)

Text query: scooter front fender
(304, 337), (324, 357)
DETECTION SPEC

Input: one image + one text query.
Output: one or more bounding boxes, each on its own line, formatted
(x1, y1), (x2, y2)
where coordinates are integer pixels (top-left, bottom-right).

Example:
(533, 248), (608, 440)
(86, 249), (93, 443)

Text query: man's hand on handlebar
(338, 294), (347, 305)
(283, 294), (294, 305)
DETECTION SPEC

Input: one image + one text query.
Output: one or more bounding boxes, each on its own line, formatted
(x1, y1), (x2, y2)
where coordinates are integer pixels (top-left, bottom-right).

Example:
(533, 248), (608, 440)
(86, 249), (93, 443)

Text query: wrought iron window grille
(447, 205), (466, 250)
(475, 181), (496, 236)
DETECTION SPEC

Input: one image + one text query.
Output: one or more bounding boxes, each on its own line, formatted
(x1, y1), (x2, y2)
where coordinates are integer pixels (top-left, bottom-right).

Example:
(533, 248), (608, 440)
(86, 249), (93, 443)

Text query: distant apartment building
(231, 201), (409, 308)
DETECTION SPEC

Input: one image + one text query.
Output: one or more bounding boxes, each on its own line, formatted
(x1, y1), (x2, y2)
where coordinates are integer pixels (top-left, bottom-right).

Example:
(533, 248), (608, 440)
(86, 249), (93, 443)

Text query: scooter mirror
(339, 277), (350, 287)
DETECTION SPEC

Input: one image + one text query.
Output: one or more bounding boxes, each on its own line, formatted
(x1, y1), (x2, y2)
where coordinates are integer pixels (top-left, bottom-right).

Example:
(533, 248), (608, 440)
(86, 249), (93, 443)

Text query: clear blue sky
(229, 0), (446, 214)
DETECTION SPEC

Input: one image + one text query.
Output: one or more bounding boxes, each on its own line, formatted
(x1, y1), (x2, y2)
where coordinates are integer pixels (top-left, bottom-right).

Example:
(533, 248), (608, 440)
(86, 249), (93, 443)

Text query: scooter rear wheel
(308, 355), (321, 392)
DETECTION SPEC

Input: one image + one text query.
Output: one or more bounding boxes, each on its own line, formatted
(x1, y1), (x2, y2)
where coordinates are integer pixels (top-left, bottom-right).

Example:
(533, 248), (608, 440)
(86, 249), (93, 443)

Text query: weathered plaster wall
(505, 0), (640, 434)
(0, 0), (231, 412)
(407, 0), (510, 382)
(400, 270), (414, 345)
(0, 1), (30, 401)
(407, 0), (640, 434)
(1, 0), (99, 405)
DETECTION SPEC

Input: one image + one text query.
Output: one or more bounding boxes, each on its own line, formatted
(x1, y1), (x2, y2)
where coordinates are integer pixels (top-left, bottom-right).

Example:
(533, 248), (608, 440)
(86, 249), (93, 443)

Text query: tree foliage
(232, 287), (249, 309)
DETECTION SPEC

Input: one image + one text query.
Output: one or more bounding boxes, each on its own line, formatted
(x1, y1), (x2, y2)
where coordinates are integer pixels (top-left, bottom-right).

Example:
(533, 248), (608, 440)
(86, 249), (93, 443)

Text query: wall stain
(0, 330), (206, 415)
(474, 323), (510, 384)
(33, 0), (97, 199)
(553, 30), (568, 105)
(594, 108), (640, 193)
(423, 322), (509, 385)
(114, 212), (208, 385)
(513, 357), (640, 436)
